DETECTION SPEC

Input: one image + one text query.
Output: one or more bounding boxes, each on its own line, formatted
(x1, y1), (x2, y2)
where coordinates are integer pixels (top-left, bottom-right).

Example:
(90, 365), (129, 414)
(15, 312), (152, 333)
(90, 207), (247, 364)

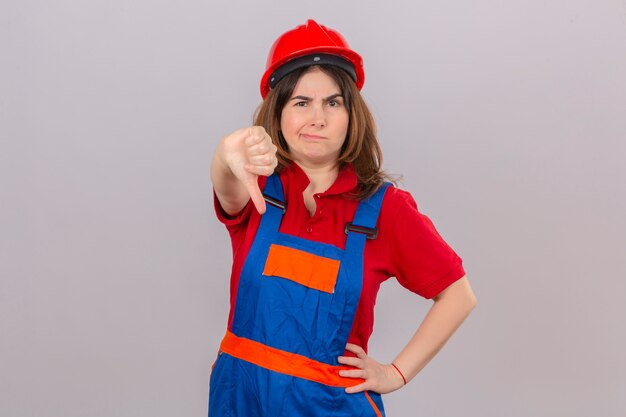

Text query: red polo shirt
(213, 162), (465, 354)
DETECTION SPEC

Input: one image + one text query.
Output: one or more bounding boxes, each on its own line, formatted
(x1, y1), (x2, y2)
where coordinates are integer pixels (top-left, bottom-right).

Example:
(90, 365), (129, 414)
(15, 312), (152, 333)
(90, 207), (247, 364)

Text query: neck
(294, 160), (340, 193)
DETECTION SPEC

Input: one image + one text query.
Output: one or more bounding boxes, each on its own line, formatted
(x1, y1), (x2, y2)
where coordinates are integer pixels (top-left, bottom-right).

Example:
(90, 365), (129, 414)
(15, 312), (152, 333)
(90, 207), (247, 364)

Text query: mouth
(301, 133), (326, 140)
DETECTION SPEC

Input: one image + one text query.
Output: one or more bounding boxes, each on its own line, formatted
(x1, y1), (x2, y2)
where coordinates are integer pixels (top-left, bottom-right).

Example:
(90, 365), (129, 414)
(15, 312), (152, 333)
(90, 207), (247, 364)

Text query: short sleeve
(212, 176), (267, 234)
(213, 189), (254, 229)
(386, 189), (465, 299)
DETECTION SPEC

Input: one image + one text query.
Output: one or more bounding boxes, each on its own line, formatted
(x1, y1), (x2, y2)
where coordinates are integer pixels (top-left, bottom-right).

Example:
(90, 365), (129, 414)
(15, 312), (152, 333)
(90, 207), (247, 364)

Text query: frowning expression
(280, 67), (349, 167)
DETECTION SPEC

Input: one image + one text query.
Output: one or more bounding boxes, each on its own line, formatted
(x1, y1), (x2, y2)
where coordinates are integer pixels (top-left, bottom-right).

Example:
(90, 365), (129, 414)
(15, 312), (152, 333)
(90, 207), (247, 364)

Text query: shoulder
(371, 185), (420, 242)
(380, 185), (419, 216)
(377, 185), (445, 243)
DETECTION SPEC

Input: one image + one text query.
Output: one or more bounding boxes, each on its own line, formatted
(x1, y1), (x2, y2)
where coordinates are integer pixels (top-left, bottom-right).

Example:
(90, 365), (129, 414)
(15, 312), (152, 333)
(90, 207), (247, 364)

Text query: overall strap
(344, 182), (392, 254)
(258, 173), (286, 236)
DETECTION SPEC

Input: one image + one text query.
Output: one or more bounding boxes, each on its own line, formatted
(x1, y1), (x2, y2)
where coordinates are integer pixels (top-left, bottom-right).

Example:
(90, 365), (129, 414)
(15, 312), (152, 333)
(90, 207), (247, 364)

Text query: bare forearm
(211, 139), (250, 215)
(392, 276), (477, 383)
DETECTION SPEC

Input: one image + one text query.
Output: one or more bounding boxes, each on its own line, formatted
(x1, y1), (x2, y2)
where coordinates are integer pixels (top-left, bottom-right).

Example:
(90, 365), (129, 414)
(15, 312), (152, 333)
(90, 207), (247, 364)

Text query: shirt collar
(283, 162), (359, 196)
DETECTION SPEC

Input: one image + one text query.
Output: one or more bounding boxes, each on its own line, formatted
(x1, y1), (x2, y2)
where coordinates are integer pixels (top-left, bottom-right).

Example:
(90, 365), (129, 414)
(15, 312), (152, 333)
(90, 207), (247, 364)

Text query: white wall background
(2, 1), (625, 416)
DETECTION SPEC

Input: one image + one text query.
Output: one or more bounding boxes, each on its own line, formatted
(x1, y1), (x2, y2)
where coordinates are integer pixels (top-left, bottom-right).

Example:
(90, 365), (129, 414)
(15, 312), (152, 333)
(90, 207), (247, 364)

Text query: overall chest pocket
(262, 243), (340, 293)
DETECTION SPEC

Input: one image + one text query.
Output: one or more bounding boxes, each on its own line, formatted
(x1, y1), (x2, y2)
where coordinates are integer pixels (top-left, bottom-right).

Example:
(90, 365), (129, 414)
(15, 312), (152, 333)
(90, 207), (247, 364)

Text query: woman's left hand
(337, 343), (406, 394)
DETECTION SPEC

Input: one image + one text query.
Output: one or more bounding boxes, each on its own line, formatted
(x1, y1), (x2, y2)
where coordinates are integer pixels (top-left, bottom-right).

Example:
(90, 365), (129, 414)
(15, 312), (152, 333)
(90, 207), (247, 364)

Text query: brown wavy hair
(253, 64), (393, 200)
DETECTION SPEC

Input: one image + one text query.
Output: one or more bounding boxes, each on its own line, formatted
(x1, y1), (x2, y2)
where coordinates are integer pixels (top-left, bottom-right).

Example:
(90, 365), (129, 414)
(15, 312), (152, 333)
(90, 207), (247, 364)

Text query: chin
(300, 153), (339, 166)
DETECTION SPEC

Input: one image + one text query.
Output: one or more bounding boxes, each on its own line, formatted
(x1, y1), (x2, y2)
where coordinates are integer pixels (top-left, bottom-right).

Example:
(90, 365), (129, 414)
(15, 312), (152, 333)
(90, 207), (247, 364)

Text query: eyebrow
(289, 93), (343, 102)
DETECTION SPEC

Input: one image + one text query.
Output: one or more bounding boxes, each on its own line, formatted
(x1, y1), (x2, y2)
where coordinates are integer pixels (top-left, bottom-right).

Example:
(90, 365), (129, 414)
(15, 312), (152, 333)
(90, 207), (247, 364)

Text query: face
(280, 67), (349, 167)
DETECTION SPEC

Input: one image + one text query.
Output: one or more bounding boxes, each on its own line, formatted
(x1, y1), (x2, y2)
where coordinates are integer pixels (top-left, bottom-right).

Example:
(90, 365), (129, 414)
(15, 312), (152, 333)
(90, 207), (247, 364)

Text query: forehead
(292, 67), (341, 96)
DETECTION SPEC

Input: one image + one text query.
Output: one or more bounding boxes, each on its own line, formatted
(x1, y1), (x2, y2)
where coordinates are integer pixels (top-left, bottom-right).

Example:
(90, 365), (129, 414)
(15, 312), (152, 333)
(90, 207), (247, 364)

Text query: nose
(309, 104), (326, 128)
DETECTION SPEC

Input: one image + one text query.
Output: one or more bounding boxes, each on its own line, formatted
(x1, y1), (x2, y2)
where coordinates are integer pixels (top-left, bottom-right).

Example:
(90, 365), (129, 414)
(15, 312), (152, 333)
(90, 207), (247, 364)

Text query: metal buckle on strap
(263, 194), (287, 214)
(344, 223), (378, 239)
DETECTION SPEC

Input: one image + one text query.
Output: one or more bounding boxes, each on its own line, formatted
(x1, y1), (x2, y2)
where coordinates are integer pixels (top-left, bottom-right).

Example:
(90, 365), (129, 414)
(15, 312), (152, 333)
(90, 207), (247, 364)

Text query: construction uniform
(209, 163), (465, 416)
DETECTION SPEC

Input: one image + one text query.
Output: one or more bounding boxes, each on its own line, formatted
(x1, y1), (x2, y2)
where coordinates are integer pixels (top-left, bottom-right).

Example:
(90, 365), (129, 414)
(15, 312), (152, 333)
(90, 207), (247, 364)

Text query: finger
(242, 176), (266, 215)
(247, 142), (270, 156)
(339, 369), (366, 379)
(345, 343), (367, 358)
(248, 154), (275, 166)
(345, 381), (370, 394)
(248, 125), (267, 137)
(337, 356), (362, 367)
(245, 164), (275, 177)
(226, 127), (254, 142)
(245, 127), (267, 146)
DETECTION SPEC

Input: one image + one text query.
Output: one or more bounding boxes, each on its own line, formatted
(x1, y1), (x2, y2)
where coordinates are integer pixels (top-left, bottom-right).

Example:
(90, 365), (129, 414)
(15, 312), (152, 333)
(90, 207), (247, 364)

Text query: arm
(211, 126), (278, 215)
(391, 275), (476, 383)
(338, 275), (477, 394)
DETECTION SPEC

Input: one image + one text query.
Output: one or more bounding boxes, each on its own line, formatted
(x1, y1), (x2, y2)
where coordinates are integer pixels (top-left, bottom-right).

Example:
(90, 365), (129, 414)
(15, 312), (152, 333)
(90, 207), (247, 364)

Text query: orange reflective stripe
(262, 244), (340, 293)
(219, 330), (363, 388)
(364, 391), (382, 417)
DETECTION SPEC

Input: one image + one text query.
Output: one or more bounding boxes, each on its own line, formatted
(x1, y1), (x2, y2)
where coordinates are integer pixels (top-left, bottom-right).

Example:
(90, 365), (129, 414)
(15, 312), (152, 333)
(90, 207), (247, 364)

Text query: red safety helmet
(260, 19), (364, 98)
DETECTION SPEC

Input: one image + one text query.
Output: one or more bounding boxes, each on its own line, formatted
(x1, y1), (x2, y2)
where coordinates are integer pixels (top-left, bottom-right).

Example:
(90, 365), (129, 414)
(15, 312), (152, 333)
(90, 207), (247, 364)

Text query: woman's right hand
(216, 126), (278, 214)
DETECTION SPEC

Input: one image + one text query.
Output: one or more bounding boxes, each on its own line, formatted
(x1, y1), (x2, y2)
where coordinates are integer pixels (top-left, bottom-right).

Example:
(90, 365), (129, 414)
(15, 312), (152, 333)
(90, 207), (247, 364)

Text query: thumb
(242, 174), (266, 215)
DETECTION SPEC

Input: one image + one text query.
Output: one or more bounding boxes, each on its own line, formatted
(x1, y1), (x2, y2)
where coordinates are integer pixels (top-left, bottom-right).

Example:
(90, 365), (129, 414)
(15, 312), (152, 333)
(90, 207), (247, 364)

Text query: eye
(327, 99), (342, 107)
(294, 101), (307, 107)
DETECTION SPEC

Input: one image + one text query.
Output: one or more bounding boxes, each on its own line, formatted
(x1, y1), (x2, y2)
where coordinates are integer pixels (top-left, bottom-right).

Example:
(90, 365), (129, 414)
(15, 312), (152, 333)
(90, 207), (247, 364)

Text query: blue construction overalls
(209, 173), (390, 417)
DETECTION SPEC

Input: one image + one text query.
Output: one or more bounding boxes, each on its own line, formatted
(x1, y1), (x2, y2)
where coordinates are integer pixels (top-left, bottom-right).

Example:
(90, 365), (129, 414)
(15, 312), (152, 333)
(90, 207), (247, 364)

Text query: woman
(209, 19), (477, 417)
